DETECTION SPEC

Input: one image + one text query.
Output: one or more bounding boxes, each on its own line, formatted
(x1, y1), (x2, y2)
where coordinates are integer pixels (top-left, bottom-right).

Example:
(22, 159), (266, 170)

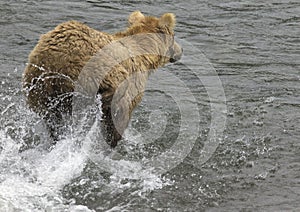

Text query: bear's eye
(157, 28), (164, 34)
(157, 26), (171, 35)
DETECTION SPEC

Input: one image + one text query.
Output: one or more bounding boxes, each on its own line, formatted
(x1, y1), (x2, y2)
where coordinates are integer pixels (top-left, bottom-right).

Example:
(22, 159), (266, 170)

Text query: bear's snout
(170, 41), (182, 63)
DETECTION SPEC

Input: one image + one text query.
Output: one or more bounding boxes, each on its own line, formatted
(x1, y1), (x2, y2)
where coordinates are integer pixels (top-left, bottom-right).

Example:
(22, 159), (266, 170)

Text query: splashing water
(0, 91), (169, 211)
(0, 128), (92, 211)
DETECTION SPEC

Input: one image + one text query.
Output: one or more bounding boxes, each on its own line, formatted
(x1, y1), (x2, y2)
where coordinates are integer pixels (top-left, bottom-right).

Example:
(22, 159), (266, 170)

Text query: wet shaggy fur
(23, 11), (182, 147)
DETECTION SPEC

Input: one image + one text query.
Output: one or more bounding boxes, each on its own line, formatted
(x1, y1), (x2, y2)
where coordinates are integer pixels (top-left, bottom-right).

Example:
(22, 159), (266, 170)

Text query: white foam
(0, 102), (170, 211)
(0, 130), (93, 211)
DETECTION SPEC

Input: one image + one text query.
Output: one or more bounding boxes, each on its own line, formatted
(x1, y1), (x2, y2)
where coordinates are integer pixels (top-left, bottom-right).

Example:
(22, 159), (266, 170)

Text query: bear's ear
(128, 11), (145, 25)
(159, 13), (176, 30)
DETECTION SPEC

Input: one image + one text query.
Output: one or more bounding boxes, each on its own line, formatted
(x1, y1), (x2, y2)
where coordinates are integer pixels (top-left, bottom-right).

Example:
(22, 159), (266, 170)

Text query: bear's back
(24, 20), (114, 81)
(23, 21), (115, 115)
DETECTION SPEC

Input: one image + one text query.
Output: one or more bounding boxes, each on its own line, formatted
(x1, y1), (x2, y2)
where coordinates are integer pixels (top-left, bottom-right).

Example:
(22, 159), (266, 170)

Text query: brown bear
(23, 11), (182, 147)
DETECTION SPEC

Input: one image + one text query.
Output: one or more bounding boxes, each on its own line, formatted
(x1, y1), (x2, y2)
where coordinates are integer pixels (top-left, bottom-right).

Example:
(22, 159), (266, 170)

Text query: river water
(0, 0), (299, 211)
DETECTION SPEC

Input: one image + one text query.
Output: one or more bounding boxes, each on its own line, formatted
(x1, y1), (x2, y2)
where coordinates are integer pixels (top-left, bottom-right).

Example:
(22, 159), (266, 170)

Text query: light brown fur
(23, 11), (182, 147)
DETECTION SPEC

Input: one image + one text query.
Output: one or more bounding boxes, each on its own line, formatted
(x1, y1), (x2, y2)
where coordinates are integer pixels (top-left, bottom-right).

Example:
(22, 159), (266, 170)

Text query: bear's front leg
(101, 107), (122, 148)
(100, 93), (131, 148)
(98, 71), (147, 148)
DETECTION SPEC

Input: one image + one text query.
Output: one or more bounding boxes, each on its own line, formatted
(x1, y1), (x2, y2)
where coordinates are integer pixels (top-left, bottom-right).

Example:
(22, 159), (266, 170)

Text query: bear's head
(118, 11), (182, 65)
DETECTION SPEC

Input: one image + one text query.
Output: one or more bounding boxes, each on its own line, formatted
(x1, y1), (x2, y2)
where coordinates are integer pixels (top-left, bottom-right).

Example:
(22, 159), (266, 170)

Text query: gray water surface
(0, 0), (299, 211)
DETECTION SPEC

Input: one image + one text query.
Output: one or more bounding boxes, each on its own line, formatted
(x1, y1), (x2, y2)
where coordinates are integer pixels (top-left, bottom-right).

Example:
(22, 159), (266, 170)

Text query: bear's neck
(112, 32), (168, 73)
